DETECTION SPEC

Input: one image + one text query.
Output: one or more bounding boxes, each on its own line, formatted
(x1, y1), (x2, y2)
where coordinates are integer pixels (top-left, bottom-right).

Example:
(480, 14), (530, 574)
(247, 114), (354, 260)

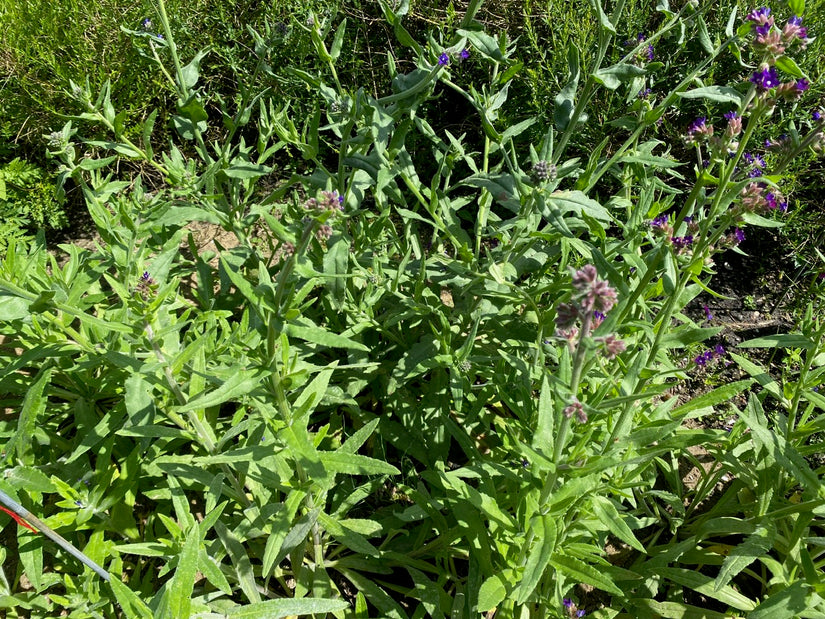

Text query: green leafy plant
(0, 0), (824, 617)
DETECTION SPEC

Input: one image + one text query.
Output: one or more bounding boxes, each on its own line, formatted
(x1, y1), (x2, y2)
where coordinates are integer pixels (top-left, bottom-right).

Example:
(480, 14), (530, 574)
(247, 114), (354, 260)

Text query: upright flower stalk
(541, 266), (624, 504)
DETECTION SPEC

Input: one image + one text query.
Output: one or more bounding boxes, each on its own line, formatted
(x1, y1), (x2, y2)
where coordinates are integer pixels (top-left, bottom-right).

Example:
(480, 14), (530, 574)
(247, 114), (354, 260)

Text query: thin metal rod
(0, 488), (110, 581)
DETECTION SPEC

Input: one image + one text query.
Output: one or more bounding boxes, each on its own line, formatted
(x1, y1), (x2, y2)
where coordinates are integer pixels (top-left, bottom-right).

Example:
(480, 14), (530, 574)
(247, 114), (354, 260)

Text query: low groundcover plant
(1, 0), (824, 617)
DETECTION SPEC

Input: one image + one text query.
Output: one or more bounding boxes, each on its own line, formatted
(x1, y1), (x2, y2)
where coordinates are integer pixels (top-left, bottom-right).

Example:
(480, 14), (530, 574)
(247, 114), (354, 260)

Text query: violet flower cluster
(695, 344), (727, 367)
(649, 215), (701, 254)
(135, 271), (157, 301)
(437, 49), (470, 66)
(745, 8), (810, 105)
(563, 597), (587, 618)
(626, 33), (654, 64)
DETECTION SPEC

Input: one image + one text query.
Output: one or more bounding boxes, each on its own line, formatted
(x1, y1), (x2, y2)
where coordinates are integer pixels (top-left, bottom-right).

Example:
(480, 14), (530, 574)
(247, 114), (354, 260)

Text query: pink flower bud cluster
(305, 190), (344, 212)
(747, 9), (809, 56)
(304, 190), (344, 243)
(571, 265), (617, 313)
(684, 117), (713, 145)
(273, 241), (295, 263)
(563, 399), (588, 424)
(736, 182), (786, 214)
(554, 265), (626, 359)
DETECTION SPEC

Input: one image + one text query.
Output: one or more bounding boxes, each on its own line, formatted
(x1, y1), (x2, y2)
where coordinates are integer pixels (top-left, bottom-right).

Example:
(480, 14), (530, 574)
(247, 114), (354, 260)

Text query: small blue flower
(438, 52), (450, 66)
(460, 48), (470, 60)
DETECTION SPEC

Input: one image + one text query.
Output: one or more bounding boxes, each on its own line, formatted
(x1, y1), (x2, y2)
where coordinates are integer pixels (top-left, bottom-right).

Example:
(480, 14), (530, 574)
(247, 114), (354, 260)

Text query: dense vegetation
(1, 0), (825, 617)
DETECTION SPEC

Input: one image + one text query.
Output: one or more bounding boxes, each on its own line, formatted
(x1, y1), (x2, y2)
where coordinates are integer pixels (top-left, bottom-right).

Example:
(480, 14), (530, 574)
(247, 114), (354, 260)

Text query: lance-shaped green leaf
(515, 512), (557, 603)
(677, 86), (744, 103)
(713, 522), (774, 591)
(226, 597), (350, 619)
(591, 496), (646, 553)
(545, 190), (611, 222)
(166, 522), (200, 619)
(592, 63), (645, 90)
(548, 552), (623, 596)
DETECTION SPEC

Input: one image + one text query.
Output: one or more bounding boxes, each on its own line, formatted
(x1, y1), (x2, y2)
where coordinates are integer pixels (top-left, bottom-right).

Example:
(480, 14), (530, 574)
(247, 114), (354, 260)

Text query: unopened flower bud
(532, 160), (557, 182)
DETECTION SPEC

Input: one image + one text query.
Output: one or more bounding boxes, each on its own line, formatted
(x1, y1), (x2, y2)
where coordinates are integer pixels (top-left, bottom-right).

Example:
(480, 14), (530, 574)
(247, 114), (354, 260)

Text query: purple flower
(714, 344), (726, 356)
(688, 117), (707, 133)
(703, 304), (713, 321)
(563, 598), (573, 608)
(746, 7), (771, 22)
(638, 87), (652, 99)
(646, 44), (655, 61)
(813, 110), (822, 121)
(695, 350), (713, 366)
(438, 52), (450, 66)
(337, 194), (344, 206)
(779, 200), (788, 212)
(755, 22), (772, 36)
(796, 79), (810, 92)
(142, 18), (152, 29)
(751, 67), (780, 90)
(788, 15), (803, 27)
(734, 228), (746, 243)
(576, 612), (586, 618)
(460, 48), (470, 60)
(671, 235), (694, 249)
(724, 111), (740, 120)
(650, 214), (669, 230)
